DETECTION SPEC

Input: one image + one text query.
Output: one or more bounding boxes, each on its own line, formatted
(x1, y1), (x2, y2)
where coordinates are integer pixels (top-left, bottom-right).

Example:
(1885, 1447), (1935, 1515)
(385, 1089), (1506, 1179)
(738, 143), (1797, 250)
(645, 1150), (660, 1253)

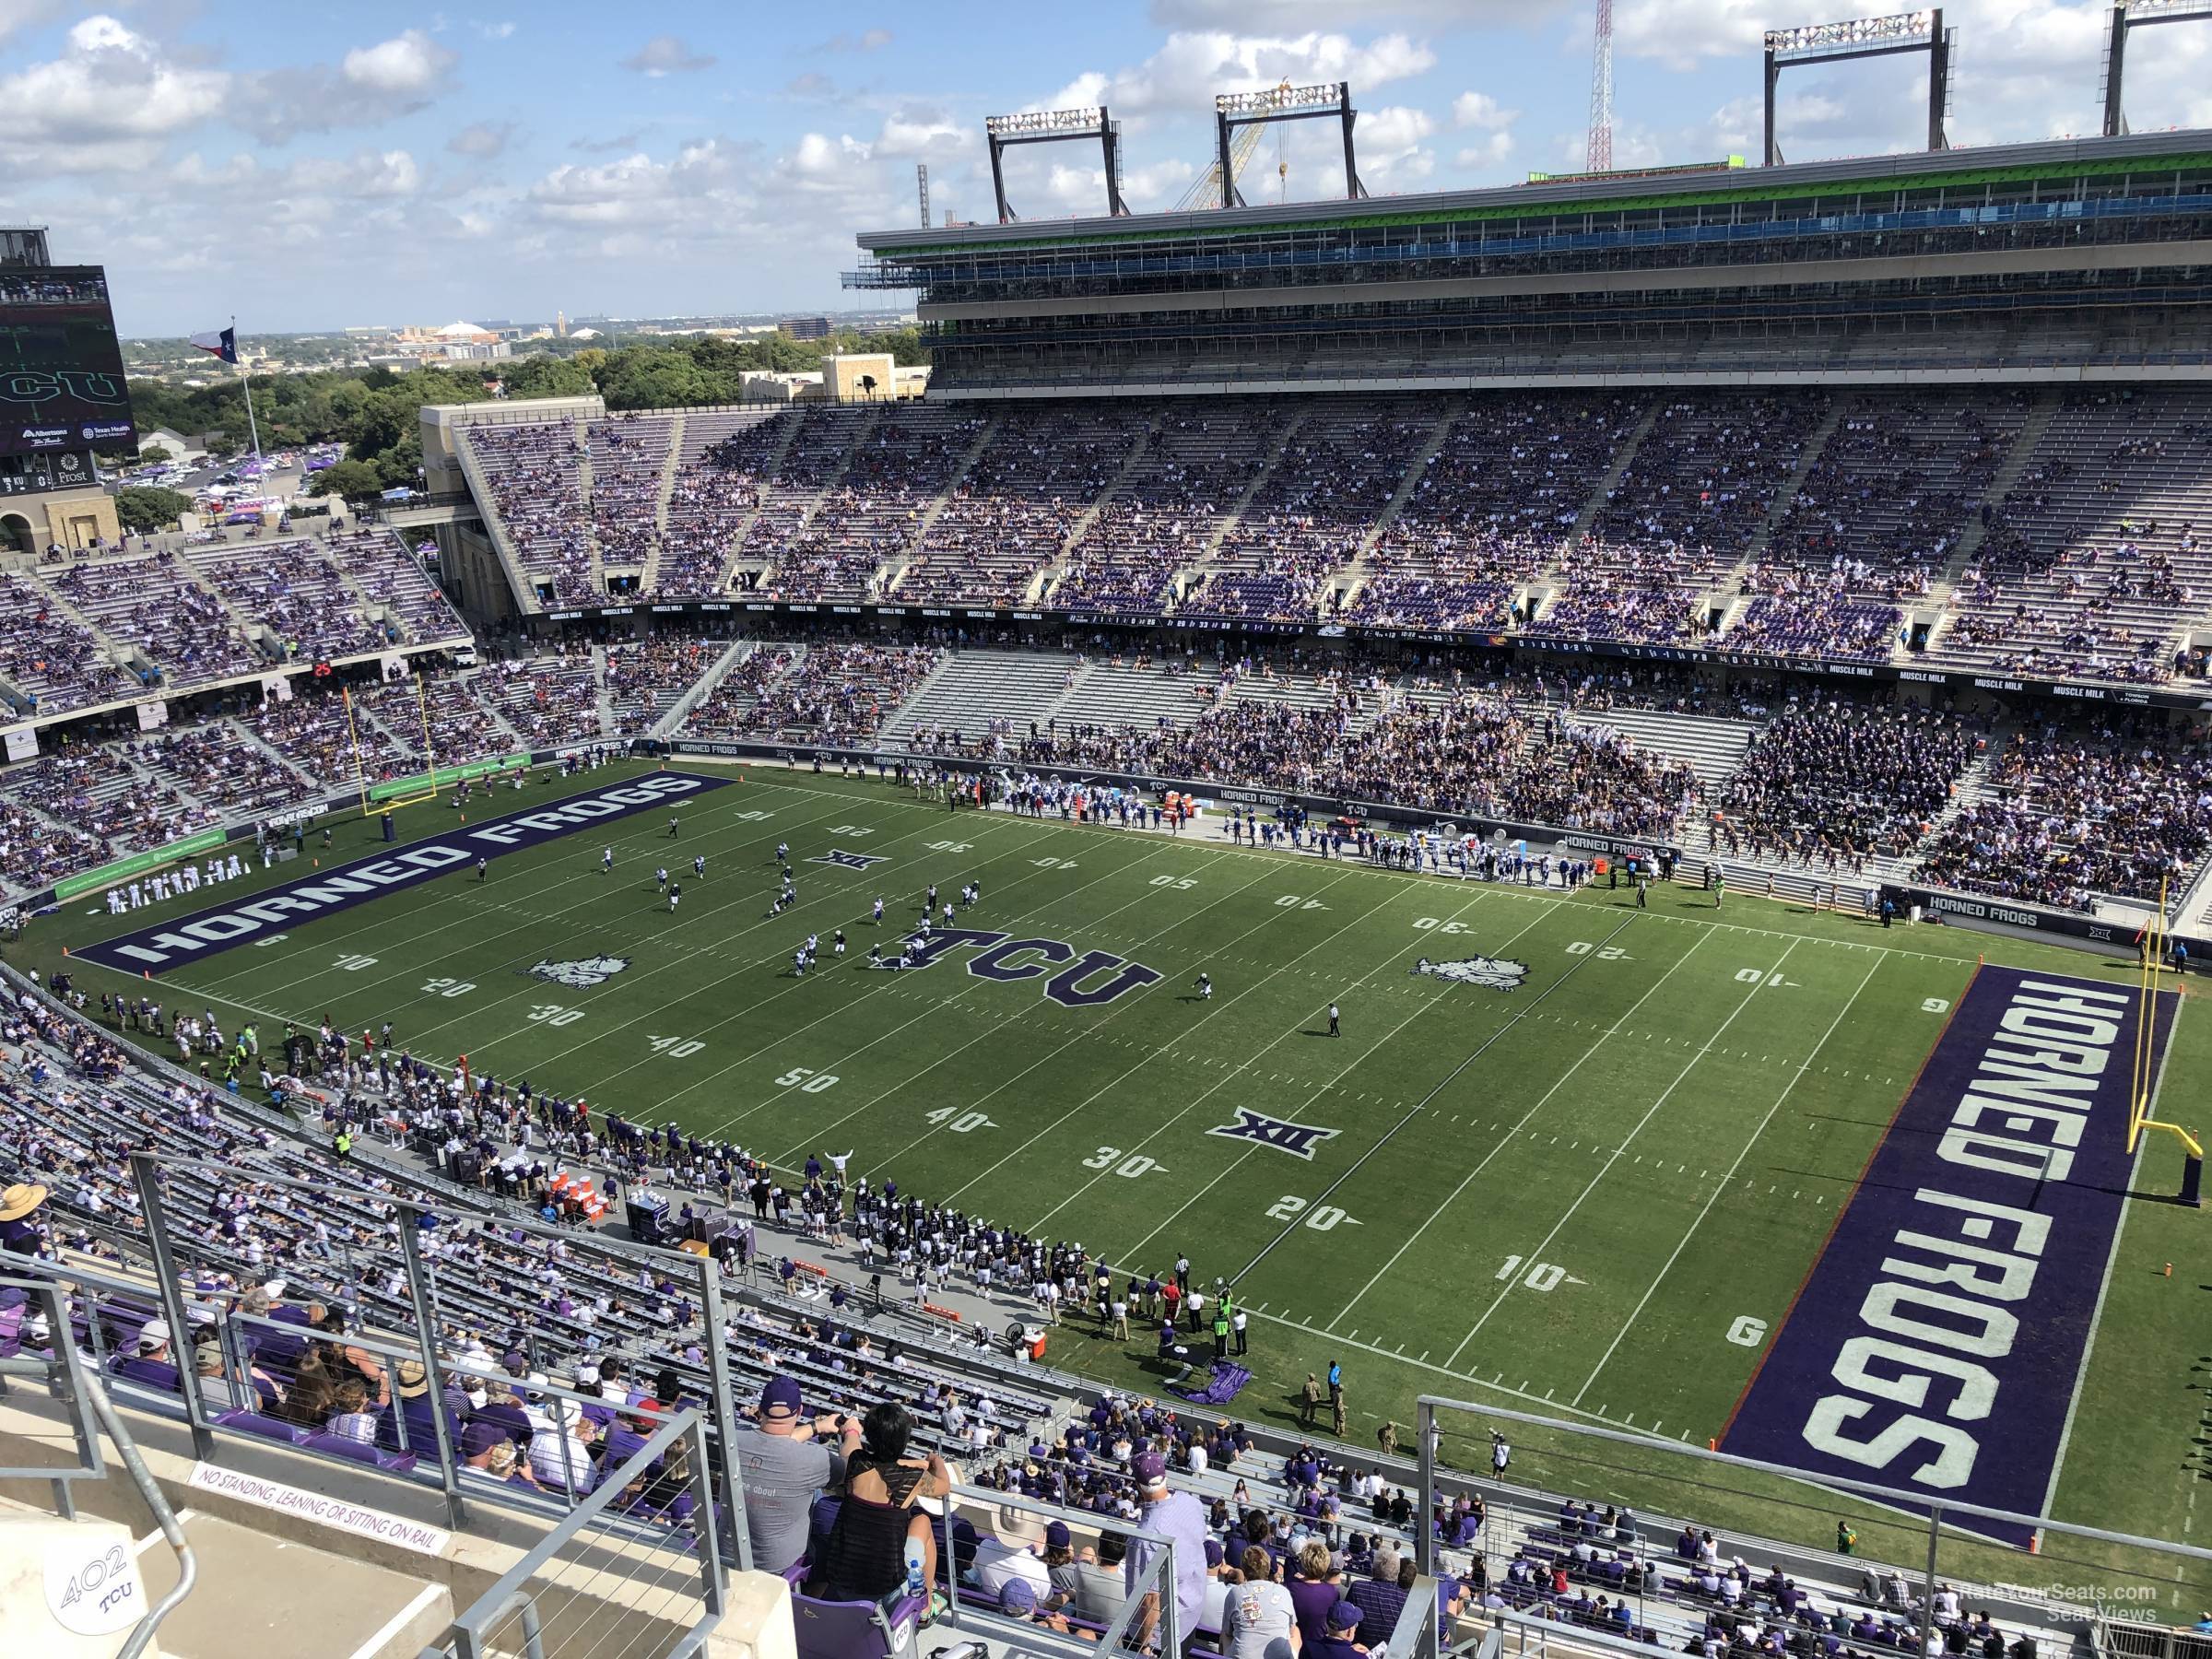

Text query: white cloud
(447, 120), (515, 159)
(0, 15), (227, 146)
(1454, 90), (1516, 130)
(815, 29), (893, 52)
(622, 35), (716, 76)
(1456, 132), (1515, 170)
(473, 19), (517, 41)
(1045, 29), (1438, 121)
(0, 0), (60, 47)
(1151, 0), (1546, 23)
(343, 29), (456, 95)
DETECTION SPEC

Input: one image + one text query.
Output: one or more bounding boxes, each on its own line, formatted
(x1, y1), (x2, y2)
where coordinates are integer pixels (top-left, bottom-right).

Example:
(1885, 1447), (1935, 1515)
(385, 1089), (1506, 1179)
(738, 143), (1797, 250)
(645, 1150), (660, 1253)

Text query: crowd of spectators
(1184, 405), (1437, 621)
(1053, 410), (1289, 614)
(189, 539), (386, 665)
(656, 413), (771, 596)
(900, 410), (1136, 606)
(465, 420), (596, 604)
(763, 412), (985, 603)
(606, 636), (727, 735)
(1714, 700), (1981, 872)
(0, 571), (137, 714)
(587, 415), (675, 571)
(51, 553), (265, 688)
(1912, 716), (2212, 909)
(740, 644), (944, 746)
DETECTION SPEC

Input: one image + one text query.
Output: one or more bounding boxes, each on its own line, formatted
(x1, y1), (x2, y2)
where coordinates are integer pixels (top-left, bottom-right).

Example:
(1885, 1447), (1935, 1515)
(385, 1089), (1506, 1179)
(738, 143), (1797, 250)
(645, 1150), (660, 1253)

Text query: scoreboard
(0, 265), (135, 460)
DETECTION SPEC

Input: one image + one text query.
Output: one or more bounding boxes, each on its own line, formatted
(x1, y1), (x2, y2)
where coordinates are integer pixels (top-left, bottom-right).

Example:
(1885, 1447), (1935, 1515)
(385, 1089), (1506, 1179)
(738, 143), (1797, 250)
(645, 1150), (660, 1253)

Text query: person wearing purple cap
(1309, 1596), (1368, 1657)
(1126, 1449), (1209, 1652)
(740, 1373), (862, 1574)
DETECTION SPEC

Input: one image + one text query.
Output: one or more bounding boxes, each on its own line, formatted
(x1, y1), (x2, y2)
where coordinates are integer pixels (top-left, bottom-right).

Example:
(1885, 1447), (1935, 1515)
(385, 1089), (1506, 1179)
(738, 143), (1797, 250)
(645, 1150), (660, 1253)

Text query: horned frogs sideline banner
(1721, 967), (2177, 1543)
(77, 772), (728, 976)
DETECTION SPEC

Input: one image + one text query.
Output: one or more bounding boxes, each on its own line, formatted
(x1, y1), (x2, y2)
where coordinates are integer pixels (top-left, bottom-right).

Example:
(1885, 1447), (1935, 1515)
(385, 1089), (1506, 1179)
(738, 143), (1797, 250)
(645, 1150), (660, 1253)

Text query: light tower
(1587, 0), (1615, 171)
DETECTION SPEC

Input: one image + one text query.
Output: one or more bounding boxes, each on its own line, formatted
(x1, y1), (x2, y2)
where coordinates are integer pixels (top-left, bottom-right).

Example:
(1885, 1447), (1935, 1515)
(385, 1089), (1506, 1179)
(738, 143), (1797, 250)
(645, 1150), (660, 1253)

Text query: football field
(29, 759), (2212, 1583)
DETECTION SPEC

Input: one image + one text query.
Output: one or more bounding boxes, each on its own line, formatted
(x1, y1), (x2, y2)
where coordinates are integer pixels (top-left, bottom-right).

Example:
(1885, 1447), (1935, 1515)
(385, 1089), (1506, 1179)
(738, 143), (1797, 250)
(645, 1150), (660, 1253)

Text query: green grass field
(25, 759), (2212, 1597)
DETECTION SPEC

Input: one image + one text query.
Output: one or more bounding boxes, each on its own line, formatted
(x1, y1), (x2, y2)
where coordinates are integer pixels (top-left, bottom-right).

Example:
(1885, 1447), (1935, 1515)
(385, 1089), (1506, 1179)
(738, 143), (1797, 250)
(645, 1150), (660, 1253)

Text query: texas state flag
(188, 326), (238, 364)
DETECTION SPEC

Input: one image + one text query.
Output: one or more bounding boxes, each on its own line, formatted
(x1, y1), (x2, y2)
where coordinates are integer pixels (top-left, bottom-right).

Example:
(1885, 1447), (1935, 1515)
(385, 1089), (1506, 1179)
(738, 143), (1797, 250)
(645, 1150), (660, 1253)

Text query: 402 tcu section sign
(77, 773), (728, 976)
(1721, 968), (2179, 1544)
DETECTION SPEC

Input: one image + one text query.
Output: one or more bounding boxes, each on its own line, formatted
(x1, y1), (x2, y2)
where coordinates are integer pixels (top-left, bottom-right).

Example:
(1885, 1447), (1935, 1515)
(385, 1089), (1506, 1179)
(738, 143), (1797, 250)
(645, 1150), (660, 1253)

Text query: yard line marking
(394, 797), (1057, 1061)
(1227, 905), (1644, 1293)
(1568, 951), (1884, 1407)
(1109, 886), (1528, 1265)
(1442, 937), (1803, 1370)
(986, 877), (1455, 1224)
(653, 831), (1206, 1135)
(752, 851), (1304, 1161)
(1320, 919), (1712, 1332)
(185, 777), (850, 1000)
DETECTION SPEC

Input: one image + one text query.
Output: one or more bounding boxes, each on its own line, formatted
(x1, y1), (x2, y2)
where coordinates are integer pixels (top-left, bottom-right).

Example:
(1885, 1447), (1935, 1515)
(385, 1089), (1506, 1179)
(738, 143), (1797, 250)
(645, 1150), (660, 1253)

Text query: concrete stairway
(881, 648), (1077, 747)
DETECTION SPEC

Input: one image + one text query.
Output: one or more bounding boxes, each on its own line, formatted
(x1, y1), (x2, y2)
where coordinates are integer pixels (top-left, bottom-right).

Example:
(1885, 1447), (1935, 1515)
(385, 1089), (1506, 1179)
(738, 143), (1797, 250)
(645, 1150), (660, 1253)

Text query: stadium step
(1930, 388), (2062, 603)
(652, 638), (756, 739)
(572, 412), (606, 595)
(1562, 397), (1665, 547)
(1035, 406), (1170, 602)
(1730, 392), (1847, 589)
(886, 414), (1000, 584)
(640, 410), (687, 594)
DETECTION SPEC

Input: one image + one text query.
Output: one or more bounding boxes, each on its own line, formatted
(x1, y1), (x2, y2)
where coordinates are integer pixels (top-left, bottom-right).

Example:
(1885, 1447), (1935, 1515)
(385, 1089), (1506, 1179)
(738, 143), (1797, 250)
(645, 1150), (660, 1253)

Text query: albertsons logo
(526, 955), (631, 988)
(1412, 955), (1528, 992)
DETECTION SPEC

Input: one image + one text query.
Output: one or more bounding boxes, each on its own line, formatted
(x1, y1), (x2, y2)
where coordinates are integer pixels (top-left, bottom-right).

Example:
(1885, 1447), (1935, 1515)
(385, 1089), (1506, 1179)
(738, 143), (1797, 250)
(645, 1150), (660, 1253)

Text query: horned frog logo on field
(1412, 955), (1529, 992)
(526, 955), (631, 988)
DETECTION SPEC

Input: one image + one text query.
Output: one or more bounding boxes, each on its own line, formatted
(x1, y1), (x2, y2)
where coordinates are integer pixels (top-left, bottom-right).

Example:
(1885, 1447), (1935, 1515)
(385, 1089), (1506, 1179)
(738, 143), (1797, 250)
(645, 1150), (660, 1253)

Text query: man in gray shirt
(736, 1375), (861, 1573)
(1127, 1452), (1212, 1651)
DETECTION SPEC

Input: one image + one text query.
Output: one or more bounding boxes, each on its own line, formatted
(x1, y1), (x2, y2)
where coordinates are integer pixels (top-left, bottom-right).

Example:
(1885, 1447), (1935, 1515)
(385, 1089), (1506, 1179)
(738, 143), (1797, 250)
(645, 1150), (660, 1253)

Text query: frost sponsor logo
(1412, 955), (1529, 992)
(79, 772), (727, 974)
(1722, 970), (2175, 1542)
(526, 956), (630, 988)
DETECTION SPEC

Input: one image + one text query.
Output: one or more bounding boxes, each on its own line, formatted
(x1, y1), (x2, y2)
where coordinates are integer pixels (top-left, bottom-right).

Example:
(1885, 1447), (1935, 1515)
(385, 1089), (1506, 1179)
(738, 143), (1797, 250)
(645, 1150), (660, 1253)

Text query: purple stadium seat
(215, 1409), (309, 1444)
(790, 1590), (925, 1659)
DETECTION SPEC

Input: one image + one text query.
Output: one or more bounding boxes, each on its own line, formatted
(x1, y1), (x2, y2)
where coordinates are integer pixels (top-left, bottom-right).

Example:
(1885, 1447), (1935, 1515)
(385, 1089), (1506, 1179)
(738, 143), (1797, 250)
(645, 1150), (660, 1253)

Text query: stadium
(5, 13), (2212, 1659)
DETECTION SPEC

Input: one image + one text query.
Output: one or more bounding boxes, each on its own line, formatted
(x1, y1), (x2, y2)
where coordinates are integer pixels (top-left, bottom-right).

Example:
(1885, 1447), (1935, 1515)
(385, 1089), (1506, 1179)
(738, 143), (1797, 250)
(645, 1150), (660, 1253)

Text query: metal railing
(417, 1406), (726, 1659)
(1409, 1394), (2212, 1653)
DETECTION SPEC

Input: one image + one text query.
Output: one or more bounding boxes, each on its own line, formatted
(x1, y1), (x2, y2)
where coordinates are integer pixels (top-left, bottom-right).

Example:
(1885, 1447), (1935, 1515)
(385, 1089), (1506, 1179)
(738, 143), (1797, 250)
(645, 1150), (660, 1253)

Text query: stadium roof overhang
(857, 128), (2212, 259)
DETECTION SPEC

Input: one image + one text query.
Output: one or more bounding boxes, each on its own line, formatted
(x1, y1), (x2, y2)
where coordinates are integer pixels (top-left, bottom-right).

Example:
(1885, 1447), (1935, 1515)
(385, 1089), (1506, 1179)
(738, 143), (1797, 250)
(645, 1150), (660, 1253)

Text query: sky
(4, 0), (2208, 338)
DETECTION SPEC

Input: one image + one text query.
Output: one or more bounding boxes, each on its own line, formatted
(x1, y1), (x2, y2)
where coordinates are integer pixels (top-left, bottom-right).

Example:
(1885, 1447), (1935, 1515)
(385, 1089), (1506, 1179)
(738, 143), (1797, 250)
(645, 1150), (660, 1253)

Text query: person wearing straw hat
(0, 1182), (48, 1257)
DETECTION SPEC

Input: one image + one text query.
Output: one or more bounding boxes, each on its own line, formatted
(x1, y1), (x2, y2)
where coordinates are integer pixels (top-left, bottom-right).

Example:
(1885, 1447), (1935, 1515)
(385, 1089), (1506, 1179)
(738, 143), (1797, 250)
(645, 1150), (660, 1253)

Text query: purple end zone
(1720, 966), (2178, 1545)
(75, 771), (731, 977)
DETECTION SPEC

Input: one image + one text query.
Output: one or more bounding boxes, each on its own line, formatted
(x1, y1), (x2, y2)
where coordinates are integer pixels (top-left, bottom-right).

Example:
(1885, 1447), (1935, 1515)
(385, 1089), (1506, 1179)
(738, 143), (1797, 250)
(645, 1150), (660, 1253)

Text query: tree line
(120, 327), (928, 505)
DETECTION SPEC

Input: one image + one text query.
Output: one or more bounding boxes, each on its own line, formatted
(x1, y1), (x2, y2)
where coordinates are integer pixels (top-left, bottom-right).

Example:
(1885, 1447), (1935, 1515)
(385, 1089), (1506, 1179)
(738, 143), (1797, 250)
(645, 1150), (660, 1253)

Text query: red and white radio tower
(1587, 0), (1615, 171)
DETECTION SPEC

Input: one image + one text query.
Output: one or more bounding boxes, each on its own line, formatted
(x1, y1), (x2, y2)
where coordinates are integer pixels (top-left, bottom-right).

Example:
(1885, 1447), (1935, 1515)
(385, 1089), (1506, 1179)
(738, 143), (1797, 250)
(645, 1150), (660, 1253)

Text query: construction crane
(1173, 79), (1288, 211)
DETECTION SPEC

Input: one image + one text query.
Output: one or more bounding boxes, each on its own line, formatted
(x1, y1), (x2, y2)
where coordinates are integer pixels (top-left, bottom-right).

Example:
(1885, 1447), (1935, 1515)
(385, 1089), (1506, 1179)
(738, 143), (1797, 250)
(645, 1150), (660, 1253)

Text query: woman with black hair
(809, 1401), (952, 1606)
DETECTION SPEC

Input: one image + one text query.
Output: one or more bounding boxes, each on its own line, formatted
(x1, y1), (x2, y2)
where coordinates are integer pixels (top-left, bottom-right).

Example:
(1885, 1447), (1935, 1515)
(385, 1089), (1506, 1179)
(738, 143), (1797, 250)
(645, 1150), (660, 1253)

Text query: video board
(0, 265), (135, 459)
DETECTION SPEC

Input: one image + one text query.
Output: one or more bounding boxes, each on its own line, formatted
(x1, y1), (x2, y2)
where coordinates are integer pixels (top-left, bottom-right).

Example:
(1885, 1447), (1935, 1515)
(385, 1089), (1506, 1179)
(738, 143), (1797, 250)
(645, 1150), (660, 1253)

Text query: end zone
(76, 772), (732, 977)
(1719, 966), (2179, 1542)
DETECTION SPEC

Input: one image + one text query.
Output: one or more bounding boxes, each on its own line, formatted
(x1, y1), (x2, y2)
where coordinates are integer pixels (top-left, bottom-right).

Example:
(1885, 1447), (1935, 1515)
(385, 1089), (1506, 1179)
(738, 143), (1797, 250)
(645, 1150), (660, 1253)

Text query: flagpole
(232, 314), (263, 466)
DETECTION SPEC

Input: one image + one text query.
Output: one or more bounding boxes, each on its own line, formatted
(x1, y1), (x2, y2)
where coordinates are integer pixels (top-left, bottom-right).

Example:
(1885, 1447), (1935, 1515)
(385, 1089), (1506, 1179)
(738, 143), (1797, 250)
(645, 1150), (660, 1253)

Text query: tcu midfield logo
(872, 926), (1160, 1009)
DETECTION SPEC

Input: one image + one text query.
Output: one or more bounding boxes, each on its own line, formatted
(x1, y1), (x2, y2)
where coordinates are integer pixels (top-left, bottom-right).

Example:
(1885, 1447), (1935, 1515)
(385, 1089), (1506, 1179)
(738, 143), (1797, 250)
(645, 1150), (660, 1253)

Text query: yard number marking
(1266, 1195), (1361, 1231)
(925, 1107), (995, 1134)
(1495, 1255), (1581, 1293)
(1082, 1147), (1166, 1179)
